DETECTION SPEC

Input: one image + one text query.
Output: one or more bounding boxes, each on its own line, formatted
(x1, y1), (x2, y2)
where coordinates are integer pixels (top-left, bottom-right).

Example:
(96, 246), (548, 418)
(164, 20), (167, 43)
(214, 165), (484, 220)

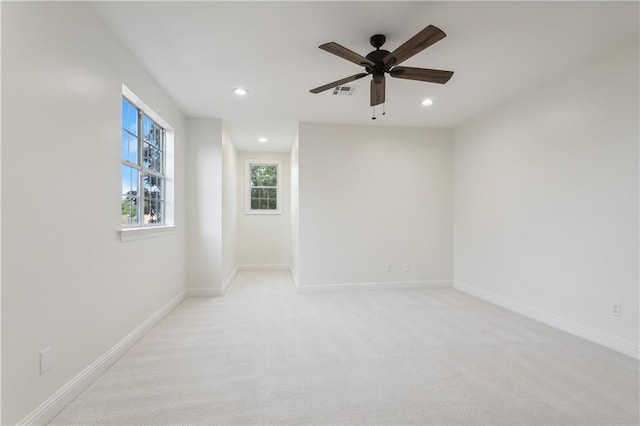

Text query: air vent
(332, 85), (358, 96)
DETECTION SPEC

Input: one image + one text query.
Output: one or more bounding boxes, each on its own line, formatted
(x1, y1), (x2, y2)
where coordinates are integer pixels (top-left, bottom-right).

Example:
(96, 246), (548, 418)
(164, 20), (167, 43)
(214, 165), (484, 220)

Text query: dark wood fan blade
(370, 77), (385, 106)
(389, 66), (454, 84)
(383, 25), (446, 66)
(320, 42), (375, 67)
(310, 73), (369, 94)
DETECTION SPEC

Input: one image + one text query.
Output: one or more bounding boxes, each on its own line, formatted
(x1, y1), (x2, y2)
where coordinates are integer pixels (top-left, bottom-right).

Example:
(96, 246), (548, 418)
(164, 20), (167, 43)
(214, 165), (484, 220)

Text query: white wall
(222, 125), (238, 283)
(290, 134), (300, 284)
(1, 2), (187, 423)
(453, 41), (639, 355)
(0, 3), (3, 420)
(186, 118), (223, 292)
(236, 151), (291, 267)
(298, 123), (453, 288)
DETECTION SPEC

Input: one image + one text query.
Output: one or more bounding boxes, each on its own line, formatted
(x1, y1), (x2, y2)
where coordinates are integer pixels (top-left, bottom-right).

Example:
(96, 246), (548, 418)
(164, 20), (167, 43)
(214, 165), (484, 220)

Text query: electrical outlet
(612, 304), (622, 317)
(403, 262), (410, 272)
(386, 264), (393, 272)
(40, 347), (52, 375)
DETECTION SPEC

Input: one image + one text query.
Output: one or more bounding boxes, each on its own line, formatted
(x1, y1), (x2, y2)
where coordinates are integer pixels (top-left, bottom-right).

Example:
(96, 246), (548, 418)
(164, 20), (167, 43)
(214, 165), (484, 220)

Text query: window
(121, 89), (171, 228)
(245, 159), (282, 214)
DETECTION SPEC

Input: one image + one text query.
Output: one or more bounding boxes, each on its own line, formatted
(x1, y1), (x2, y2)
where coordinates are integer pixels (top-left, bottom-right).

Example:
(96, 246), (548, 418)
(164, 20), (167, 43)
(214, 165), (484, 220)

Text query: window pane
(156, 201), (164, 224)
(121, 130), (127, 161)
(143, 115), (162, 149)
(121, 195), (139, 225)
(251, 164), (277, 187)
(251, 199), (259, 209)
(143, 143), (151, 169)
(260, 199), (268, 209)
(251, 164), (264, 186)
(154, 148), (162, 172)
(121, 165), (139, 195)
(122, 98), (138, 136)
(121, 165), (139, 225)
(143, 116), (151, 144)
(144, 174), (164, 201)
(250, 166), (258, 186)
(143, 174), (164, 224)
(143, 199), (161, 225)
(128, 133), (138, 164)
(122, 130), (138, 163)
(143, 144), (162, 172)
(268, 199), (277, 209)
(268, 188), (277, 199)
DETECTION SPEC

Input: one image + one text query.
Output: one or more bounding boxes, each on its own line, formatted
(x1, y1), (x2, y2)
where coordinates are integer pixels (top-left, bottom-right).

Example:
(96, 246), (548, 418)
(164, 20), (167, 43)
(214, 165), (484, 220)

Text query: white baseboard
(298, 280), (452, 293)
(238, 263), (290, 270)
(454, 281), (639, 359)
(289, 266), (299, 289)
(186, 266), (239, 297)
(186, 288), (224, 297)
(222, 266), (239, 293)
(18, 290), (186, 425)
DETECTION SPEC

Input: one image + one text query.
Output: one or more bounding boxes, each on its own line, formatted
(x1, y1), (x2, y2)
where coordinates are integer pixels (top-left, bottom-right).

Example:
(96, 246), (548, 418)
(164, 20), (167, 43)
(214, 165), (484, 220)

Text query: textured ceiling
(91, 1), (639, 152)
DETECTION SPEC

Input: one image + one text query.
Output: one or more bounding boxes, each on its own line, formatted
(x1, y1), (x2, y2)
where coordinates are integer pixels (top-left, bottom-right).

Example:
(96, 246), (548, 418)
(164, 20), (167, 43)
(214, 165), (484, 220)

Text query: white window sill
(245, 210), (283, 215)
(119, 225), (176, 242)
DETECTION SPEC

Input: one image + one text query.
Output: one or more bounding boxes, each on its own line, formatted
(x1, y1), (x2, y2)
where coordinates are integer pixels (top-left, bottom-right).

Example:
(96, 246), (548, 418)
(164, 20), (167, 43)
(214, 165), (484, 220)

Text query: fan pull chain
(372, 103), (386, 119)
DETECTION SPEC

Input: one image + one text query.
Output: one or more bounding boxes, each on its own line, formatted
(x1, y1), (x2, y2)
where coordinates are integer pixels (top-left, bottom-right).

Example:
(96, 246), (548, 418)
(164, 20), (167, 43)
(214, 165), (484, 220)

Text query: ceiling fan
(310, 25), (454, 111)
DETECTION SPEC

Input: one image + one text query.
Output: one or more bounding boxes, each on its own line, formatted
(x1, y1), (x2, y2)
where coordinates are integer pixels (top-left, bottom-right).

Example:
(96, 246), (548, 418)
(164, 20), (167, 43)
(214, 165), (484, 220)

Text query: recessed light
(421, 98), (434, 106)
(233, 87), (248, 96)
(258, 137), (268, 143)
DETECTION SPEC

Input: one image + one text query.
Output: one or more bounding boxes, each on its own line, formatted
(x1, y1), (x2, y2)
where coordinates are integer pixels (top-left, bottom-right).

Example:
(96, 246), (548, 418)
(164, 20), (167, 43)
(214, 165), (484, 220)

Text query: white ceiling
(91, 1), (638, 152)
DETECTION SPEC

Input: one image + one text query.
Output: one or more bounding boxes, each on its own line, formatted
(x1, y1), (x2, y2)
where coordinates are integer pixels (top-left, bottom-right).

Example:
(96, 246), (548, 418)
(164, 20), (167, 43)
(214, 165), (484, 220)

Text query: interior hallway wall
(186, 118), (223, 292)
(222, 125), (239, 283)
(290, 133), (300, 283)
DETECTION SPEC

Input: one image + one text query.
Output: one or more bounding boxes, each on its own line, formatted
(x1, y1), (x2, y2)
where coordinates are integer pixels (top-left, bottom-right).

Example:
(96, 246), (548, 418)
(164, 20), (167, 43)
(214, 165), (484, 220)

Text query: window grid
(121, 97), (166, 227)
(245, 160), (282, 215)
(250, 164), (278, 211)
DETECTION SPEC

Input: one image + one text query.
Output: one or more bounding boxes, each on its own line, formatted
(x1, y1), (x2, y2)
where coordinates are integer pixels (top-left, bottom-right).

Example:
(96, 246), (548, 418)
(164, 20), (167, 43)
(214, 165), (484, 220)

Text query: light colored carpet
(52, 269), (639, 425)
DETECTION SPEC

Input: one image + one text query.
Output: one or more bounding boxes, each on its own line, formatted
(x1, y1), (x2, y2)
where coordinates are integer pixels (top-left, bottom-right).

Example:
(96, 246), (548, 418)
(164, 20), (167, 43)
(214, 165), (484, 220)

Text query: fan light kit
(421, 98), (434, 106)
(233, 87), (248, 96)
(310, 25), (454, 119)
(258, 137), (268, 143)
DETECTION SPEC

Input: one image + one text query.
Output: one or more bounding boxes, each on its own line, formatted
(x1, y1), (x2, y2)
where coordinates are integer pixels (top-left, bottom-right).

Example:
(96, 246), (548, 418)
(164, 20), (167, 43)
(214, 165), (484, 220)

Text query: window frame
(245, 159), (283, 215)
(121, 98), (166, 227)
(121, 85), (174, 236)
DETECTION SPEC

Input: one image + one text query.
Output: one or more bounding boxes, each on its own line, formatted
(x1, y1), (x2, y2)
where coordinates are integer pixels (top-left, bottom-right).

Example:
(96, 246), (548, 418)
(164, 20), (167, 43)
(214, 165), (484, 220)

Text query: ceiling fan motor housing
(365, 47), (391, 83)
